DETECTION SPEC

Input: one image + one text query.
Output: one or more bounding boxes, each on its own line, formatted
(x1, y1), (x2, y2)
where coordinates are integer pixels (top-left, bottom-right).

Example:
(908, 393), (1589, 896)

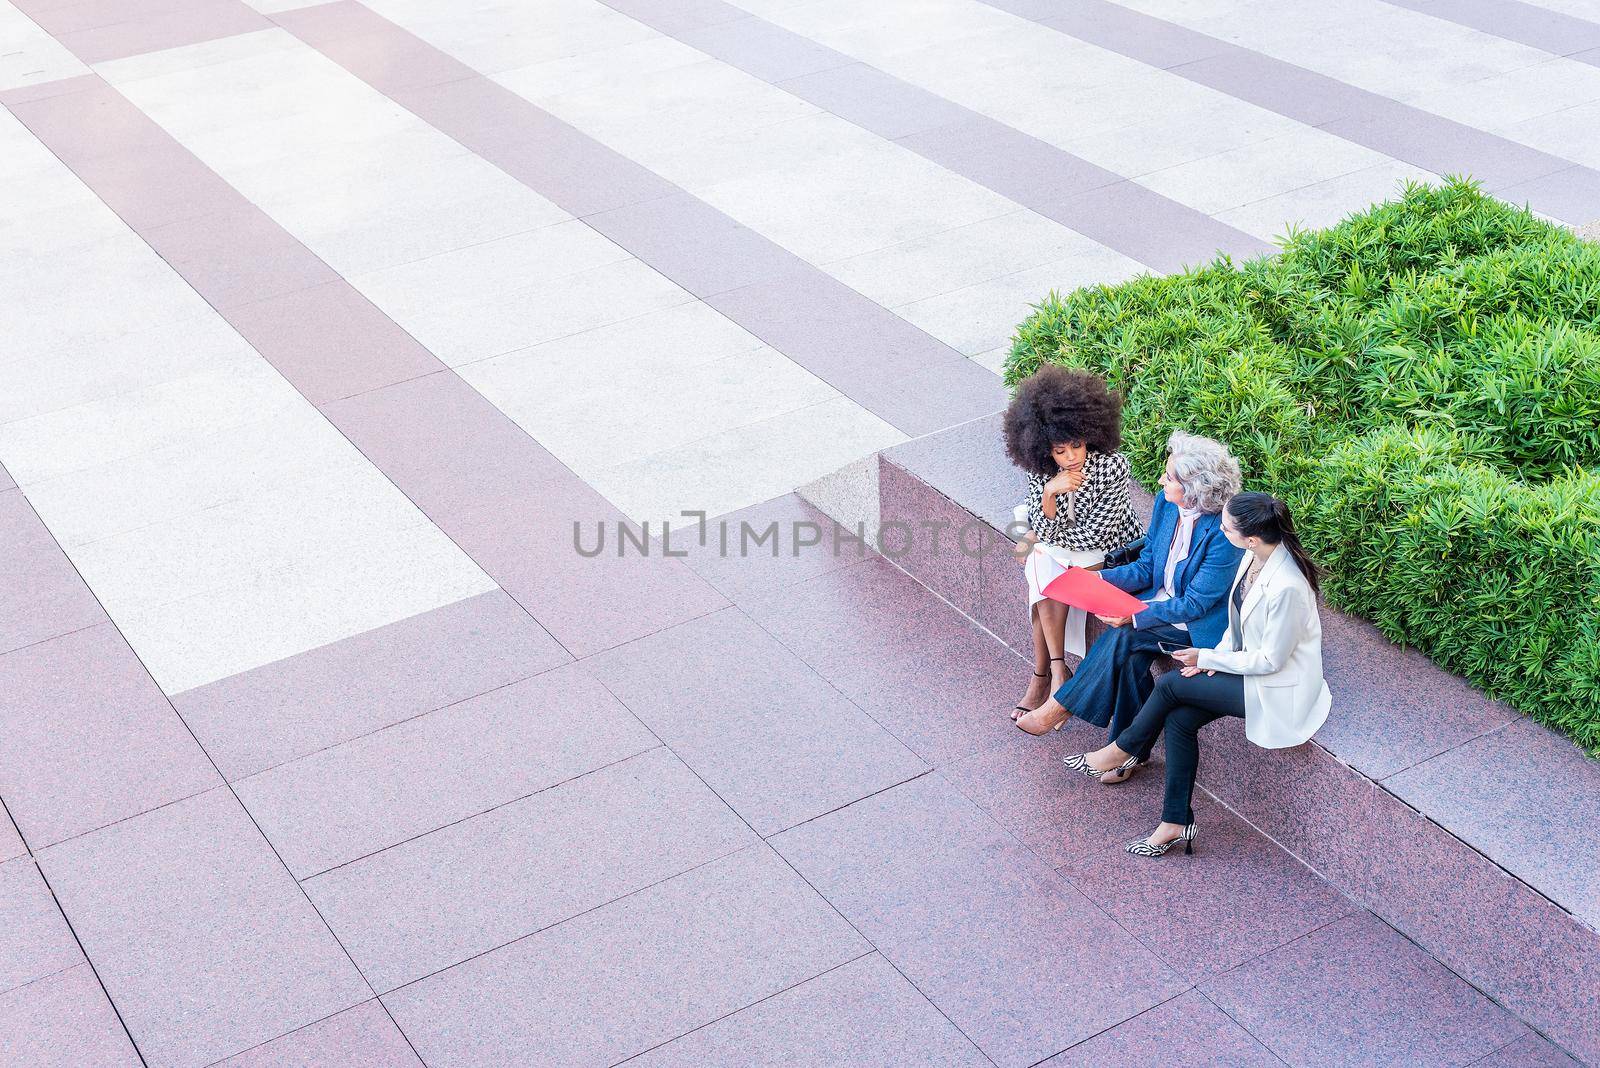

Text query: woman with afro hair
(1004, 366), (1144, 720)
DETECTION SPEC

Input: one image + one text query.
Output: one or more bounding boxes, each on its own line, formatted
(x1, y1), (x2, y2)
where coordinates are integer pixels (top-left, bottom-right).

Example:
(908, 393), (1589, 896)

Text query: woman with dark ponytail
(1065, 491), (1331, 857)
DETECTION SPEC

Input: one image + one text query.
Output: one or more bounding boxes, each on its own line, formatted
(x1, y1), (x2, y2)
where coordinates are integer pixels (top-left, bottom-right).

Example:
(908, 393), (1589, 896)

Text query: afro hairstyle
(1003, 365), (1125, 478)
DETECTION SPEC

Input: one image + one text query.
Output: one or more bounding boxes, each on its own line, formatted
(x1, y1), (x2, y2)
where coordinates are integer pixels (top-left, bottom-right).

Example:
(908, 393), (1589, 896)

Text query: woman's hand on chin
(1047, 467), (1085, 494)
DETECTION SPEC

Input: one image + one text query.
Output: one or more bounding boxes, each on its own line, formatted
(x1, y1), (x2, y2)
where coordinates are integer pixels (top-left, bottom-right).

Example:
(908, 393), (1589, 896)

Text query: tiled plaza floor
(2, 0), (1596, 1065)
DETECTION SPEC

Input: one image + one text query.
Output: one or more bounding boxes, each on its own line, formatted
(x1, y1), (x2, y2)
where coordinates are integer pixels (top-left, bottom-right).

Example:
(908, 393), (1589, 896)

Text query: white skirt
(1021, 541), (1105, 659)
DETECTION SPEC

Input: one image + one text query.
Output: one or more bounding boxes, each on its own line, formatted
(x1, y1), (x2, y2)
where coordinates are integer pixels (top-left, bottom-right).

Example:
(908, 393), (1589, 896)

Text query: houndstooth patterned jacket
(1024, 450), (1144, 553)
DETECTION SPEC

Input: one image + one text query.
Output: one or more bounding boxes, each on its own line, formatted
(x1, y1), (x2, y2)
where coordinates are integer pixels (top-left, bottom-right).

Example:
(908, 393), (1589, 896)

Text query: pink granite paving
(2, 1), (1595, 1064)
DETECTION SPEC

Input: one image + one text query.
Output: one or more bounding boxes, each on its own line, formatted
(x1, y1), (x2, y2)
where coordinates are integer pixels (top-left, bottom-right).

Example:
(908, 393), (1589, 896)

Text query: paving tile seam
(759, 768), (937, 840)
(588, 0), (1272, 270)
(215, 654), (589, 787)
(570, 595), (928, 802)
(1375, 717), (1520, 786)
(1000, 0), (1600, 217)
(1376, 0), (1600, 61)
(293, 744), (671, 882)
(421, 291), (700, 374)
(370, 840), (764, 998)
(187, 995), (429, 1068)
(701, 565), (1010, 768)
(0, 797), (27, 858)
(0, 78), (590, 665)
(1368, 765), (1590, 927)
(1195, 778), (1593, 1050)
(1234, 742), (1592, 928)
(264, 3), (1001, 439)
(190, 1001), (369, 1068)
(4, 68), (738, 674)
(412, 289), (693, 374)
(922, 761), (1209, 1003)
(27, 861), (152, 1067)
(759, 832), (1000, 1065)
(1187, 988), (1295, 1068)
(603, 949), (889, 1068)
(1187, 910), (1499, 1047)
(0, 956), (88, 1003)
(0, 474), (245, 857)
(1139, 155), (1426, 223)
(1014, 988), (1237, 1068)
(53, 776), (387, 1051)
(219, 785), (383, 1012)
(1298, 115), (1574, 197)
(0, 615), (106, 663)
(539, 666), (993, 1065)
(25, 780), (222, 856)
(531, 655), (992, 1061)
(1188, 905), (1361, 993)
(375, 999), (429, 1068)
(576, 632), (996, 1063)
(1472, 1027), (1569, 1066)
(603, 394), (865, 474)
(1315, 909), (1557, 1056)
(5, 456), (386, 1058)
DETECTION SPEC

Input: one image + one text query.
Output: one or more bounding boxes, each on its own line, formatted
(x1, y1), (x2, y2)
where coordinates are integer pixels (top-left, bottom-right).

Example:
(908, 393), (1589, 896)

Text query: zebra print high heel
(1126, 823), (1198, 857)
(1063, 753), (1139, 781)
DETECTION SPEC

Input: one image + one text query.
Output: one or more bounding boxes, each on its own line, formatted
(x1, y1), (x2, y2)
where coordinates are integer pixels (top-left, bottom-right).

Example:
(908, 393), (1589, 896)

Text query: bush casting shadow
(1006, 178), (1600, 753)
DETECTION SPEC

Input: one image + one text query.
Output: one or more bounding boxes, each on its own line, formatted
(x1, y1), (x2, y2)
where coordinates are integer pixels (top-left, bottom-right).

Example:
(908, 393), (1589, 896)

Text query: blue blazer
(1099, 495), (1243, 648)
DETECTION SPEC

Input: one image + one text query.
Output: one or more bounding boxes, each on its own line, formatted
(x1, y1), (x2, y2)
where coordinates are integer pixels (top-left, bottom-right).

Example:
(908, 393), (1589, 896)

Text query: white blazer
(1196, 544), (1331, 749)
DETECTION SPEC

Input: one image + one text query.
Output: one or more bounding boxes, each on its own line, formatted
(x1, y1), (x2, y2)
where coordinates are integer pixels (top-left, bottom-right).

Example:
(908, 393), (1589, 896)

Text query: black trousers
(1054, 622), (1190, 763)
(1105, 623), (1191, 761)
(1112, 669), (1244, 825)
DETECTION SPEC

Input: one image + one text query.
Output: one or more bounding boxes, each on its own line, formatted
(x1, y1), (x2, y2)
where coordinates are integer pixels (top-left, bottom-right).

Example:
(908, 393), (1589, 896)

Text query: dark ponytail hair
(1227, 492), (1321, 597)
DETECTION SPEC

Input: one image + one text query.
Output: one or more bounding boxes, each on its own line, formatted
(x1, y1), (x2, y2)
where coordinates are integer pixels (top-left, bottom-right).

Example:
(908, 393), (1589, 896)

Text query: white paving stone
(395, 0), (1127, 356)
(364, 0), (658, 74)
(733, 0), (1411, 219)
(1135, 126), (1393, 216)
(1504, 100), (1600, 170)
(0, 0), (87, 91)
(893, 252), (1148, 356)
(1215, 160), (1443, 242)
(584, 397), (906, 528)
(1518, 0), (1600, 19)
(1112, 0), (1600, 156)
(824, 209), (1138, 310)
(106, 27), (902, 530)
(0, 102), (493, 695)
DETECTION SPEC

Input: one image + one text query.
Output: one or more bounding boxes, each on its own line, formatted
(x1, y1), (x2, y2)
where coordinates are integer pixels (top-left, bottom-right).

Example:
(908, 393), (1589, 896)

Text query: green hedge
(1005, 178), (1600, 753)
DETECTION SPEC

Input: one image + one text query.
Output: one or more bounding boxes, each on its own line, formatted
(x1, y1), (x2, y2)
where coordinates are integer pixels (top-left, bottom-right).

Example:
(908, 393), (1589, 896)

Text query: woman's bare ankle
(1049, 658), (1069, 690)
(1087, 745), (1127, 771)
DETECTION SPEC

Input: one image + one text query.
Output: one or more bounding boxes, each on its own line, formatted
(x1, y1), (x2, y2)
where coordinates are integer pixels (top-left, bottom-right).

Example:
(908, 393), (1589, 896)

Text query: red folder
(1042, 567), (1147, 616)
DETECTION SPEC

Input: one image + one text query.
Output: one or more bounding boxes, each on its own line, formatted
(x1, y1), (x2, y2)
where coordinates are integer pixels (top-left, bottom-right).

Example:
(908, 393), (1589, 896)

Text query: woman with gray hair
(1016, 432), (1244, 766)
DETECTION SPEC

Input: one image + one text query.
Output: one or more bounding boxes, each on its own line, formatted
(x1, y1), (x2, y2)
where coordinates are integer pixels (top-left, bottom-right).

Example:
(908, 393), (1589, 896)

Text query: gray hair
(1166, 431), (1242, 514)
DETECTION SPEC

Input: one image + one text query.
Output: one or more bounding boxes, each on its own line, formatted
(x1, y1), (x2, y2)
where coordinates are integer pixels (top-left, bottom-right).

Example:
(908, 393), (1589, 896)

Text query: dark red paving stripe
(0, 490), (221, 853)
(976, 0), (1600, 223)
(1380, 0), (1600, 61)
(594, 0), (1275, 272)
(11, 0), (270, 65)
(270, 0), (1007, 438)
(1, 73), (725, 662)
